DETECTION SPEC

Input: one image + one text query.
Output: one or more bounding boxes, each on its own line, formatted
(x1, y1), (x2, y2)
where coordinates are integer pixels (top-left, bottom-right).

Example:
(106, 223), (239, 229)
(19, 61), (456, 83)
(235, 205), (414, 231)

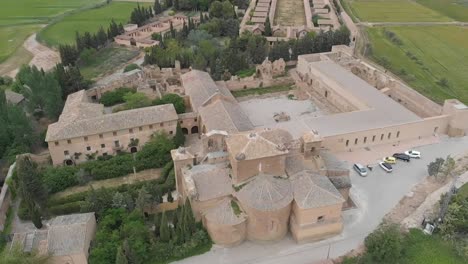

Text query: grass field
(348, 0), (451, 22)
(0, 0), (101, 26)
(366, 26), (468, 104)
(416, 0), (468, 21)
(39, 1), (152, 46)
(79, 45), (140, 79)
(0, 25), (40, 63)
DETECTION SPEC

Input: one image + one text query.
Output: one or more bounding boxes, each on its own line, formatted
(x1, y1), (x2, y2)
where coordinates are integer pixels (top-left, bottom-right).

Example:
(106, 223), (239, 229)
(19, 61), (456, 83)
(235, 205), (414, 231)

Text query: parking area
(175, 135), (468, 264)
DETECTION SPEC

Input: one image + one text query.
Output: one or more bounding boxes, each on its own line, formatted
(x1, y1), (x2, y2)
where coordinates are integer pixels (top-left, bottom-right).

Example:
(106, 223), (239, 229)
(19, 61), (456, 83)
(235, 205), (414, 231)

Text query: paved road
(175, 136), (468, 264)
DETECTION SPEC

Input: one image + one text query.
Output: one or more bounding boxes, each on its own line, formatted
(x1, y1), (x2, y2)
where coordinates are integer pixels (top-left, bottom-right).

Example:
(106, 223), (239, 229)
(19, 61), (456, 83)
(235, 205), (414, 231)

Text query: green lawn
(0, 25), (40, 63)
(39, 1), (152, 46)
(366, 26), (468, 104)
(348, 0), (452, 22)
(79, 45), (140, 79)
(416, 0), (468, 21)
(0, 0), (102, 26)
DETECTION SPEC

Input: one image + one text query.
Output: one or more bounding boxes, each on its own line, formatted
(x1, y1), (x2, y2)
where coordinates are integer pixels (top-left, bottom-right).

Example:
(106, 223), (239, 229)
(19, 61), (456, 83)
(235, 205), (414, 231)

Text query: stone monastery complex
(46, 46), (468, 246)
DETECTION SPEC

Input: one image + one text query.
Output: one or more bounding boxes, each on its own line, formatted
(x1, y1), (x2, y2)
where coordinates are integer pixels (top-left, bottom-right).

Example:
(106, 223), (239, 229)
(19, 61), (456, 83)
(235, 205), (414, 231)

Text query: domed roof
(236, 173), (293, 211)
(204, 198), (247, 226)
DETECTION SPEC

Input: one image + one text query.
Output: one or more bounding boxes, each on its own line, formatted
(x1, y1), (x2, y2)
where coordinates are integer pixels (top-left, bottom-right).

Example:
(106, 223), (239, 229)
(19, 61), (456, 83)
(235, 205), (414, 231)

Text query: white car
(405, 150), (421, 159)
(353, 163), (368, 177)
(379, 162), (393, 173)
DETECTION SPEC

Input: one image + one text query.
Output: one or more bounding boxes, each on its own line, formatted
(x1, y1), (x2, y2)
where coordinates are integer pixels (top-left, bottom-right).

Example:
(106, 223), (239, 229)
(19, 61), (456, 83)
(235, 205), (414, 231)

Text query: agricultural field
(348, 0), (451, 22)
(416, 0), (468, 21)
(39, 1), (152, 46)
(366, 26), (468, 104)
(0, 25), (40, 63)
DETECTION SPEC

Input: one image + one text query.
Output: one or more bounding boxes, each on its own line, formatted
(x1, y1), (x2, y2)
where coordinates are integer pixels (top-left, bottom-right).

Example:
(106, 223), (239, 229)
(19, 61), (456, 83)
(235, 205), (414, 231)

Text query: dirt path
(3, 33), (60, 77)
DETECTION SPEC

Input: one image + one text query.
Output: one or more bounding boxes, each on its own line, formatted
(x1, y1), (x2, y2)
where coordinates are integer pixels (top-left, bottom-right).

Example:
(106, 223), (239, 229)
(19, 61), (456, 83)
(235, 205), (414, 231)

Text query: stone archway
(182, 128), (189, 135)
(65, 159), (73, 166)
(130, 147), (138, 153)
(191, 126), (198, 134)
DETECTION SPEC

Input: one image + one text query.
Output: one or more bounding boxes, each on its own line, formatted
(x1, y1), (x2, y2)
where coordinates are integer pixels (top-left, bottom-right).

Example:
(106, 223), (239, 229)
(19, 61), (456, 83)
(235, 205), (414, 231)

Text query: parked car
(383, 156), (397, 164)
(393, 153), (410, 162)
(379, 162), (393, 173)
(353, 163), (368, 177)
(405, 150), (421, 159)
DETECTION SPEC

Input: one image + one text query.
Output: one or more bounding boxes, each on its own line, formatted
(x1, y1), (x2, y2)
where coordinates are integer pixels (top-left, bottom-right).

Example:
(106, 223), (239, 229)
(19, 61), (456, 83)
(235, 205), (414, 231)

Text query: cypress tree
(159, 211), (170, 242)
(264, 16), (272, 36)
(173, 122), (185, 147)
(153, 213), (161, 237)
(174, 0), (179, 10)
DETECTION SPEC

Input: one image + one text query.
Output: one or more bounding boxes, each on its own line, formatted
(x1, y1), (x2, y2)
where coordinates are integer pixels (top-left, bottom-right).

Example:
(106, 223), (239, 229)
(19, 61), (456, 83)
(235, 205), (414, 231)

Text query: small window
(180, 120), (183, 124)
(67, 139), (72, 144)
(194, 118), (197, 122)
(99, 134), (103, 139)
(114, 140), (120, 147)
(354, 138), (358, 145)
(84, 136), (88, 141)
(345, 139), (349, 147)
(103, 152), (108, 156)
(325, 90), (328, 98)
(169, 131), (173, 135)
(86, 146), (91, 151)
(381, 134), (384, 141)
(397, 131), (400, 138)
(113, 131), (117, 136)
(139, 126), (143, 131)
(64, 150), (69, 155)
(149, 125), (153, 129)
(54, 141), (59, 146)
(129, 128), (133, 133)
(101, 144), (105, 148)
(317, 216), (325, 222)
(160, 123), (164, 127)
(364, 137), (367, 143)
(372, 135), (376, 142)
(388, 132), (391, 139)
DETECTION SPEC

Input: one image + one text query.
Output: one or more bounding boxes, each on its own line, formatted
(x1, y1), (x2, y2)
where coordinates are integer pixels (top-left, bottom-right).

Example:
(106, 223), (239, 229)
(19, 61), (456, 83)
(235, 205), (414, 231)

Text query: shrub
(364, 223), (403, 263)
(100, 87), (136, 106)
(153, 93), (186, 114)
(124, 63), (140, 72)
(135, 132), (174, 171)
(42, 166), (79, 194)
(82, 154), (134, 180)
(48, 201), (83, 215)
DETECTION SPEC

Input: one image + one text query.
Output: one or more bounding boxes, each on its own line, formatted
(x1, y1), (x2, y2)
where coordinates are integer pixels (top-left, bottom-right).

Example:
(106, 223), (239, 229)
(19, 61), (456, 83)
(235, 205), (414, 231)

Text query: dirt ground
(274, 0), (307, 26)
(1, 33), (59, 77)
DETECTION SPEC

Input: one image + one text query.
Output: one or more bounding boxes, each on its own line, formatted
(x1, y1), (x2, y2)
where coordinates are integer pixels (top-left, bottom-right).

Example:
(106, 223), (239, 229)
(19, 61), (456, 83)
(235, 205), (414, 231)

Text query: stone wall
(204, 219), (247, 247)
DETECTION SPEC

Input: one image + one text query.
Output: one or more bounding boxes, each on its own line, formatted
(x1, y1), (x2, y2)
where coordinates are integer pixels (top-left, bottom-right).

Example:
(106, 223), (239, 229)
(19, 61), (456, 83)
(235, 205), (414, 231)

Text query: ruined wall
(221, 76), (293, 91)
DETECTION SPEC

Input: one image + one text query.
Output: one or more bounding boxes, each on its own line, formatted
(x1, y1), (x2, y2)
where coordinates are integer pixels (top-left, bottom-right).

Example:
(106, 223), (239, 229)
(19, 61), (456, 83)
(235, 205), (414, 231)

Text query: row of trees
(59, 20), (125, 66)
(130, 4), (154, 26)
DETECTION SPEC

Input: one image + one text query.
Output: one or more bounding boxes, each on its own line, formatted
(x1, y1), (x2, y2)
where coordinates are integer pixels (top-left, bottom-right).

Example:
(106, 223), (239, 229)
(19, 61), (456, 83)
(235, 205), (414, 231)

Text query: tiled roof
(226, 128), (291, 160)
(204, 198), (247, 225)
(183, 164), (232, 201)
(236, 173), (293, 211)
(290, 170), (344, 209)
(46, 90), (178, 141)
(198, 97), (254, 133)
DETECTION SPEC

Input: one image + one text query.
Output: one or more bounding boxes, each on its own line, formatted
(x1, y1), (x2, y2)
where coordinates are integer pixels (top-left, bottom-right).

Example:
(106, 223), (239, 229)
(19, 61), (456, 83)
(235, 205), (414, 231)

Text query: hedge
(48, 201), (84, 216)
(100, 87), (136, 106)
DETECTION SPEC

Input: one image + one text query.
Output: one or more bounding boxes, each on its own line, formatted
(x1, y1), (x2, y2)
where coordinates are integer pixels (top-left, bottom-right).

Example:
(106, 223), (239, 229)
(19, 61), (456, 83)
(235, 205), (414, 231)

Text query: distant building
(11, 213), (96, 264)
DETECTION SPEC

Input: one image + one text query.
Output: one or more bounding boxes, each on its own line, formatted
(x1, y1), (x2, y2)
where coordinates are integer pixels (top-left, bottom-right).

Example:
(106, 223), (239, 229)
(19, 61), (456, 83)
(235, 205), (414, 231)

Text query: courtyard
(238, 94), (327, 127)
(274, 0), (307, 26)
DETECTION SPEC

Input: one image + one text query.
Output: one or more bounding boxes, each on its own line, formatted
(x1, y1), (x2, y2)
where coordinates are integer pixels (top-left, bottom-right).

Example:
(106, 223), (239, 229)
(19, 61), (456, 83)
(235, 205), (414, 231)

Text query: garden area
(365, 26), (468, 104)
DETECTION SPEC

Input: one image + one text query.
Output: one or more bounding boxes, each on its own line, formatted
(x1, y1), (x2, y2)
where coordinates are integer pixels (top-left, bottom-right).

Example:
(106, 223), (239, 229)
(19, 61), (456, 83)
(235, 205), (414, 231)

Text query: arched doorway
(182, 128), (188, 134)
(130, 147), (138, 153)
(191, 126), (198, 134)
(65, 159), (73, 166)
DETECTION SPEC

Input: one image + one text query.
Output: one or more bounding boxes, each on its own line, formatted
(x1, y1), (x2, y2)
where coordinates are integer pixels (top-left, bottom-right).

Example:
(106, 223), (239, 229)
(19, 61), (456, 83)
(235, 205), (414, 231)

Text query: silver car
(353, 163), (368, 177)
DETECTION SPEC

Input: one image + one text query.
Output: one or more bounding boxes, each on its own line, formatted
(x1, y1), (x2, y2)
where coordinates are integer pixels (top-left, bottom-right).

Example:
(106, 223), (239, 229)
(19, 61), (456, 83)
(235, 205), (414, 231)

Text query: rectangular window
(139, 126), (143, 131)
(381, 134), (384, 141)
(67, 139), (72, 144)
(317, 216), (325, 222)
(169, 131), (173, 135)
(64, 150), (69, 155)
(388, 132), (391, 139)
(397, 131), (400, 138)
(345, 139), (349, 147)
(129, 128), (133, 133)
(103, 152), (108, 156)
(84, 136), (88, 141)
(372, 135), (376, 142)
(114, 140), (120, 147)
(364, 137), (367, 143)
(54, 141), (59, 146)
(194, 118), (197, 122)
(354, 138), (358, 145)
(160, 123), (164, 127)
(99, 134), (103, 139)
(113, 131), (117, 136)
(86, 146), (91, 151)
(101, 144), (105, 148)
(149, 125), (153, 129)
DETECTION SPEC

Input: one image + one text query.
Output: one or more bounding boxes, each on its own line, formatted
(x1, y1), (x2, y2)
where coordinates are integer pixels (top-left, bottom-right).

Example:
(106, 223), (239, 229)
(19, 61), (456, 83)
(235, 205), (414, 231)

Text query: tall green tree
(159, 211), (170, 242)
(264, 16), (272, 36)
(154, 0), (163, 14)
(16, 155), (48, 228)
(115, 246), (128, 264)
(173, 123), (185, 148)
